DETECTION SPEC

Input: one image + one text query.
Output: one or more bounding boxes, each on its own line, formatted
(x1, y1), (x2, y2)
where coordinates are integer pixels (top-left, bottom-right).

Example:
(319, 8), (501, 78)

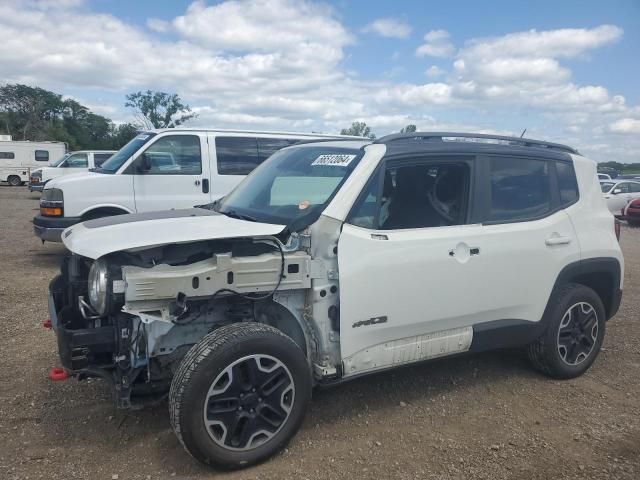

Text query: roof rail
(374, 132), (579, 155)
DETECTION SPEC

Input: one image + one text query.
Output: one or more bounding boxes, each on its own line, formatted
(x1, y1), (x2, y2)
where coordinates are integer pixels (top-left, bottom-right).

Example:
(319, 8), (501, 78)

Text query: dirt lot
(0, 186), (638, 480)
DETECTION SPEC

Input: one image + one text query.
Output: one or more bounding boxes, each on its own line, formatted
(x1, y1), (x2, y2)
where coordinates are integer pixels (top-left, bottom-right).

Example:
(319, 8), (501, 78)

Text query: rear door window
(487, 157), (551, 222)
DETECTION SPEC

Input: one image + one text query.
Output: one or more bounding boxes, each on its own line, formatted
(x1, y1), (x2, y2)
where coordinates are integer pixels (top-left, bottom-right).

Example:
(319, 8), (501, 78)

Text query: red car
(623, 198), (640, 226)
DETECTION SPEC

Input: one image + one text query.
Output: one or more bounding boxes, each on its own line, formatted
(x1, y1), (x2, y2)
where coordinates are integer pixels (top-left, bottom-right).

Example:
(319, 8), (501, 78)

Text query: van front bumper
(33, 215), (81, 242)
(29, 182), (44, 192)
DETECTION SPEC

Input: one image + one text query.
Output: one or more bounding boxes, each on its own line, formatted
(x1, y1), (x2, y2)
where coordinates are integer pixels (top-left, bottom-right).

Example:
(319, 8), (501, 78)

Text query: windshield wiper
(223, 209), (258, 222)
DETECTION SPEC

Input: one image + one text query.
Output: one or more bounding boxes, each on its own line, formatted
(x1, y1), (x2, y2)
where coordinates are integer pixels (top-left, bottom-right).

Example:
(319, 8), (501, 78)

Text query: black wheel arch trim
(470, 257), (622, 353)
(552, 257), (622, 321)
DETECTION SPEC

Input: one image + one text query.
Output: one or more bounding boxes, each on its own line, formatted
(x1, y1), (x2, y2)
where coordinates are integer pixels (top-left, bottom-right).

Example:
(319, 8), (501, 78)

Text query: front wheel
(528, 283), (605, 379)
(169, 323), (311, 469)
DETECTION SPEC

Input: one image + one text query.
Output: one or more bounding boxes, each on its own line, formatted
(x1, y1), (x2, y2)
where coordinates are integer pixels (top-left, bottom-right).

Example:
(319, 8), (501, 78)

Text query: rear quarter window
(556, 161), (579, 206)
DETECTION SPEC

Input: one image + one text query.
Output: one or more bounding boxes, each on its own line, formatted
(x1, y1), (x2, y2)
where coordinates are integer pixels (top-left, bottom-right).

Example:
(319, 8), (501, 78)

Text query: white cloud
(146, 18), (170, 33)
(610, 118), (640, 134)
(0, 2), (637, 162)
(462, 25), (623, 60)
(416, 29), (454, 57)
(363, 18), (412, 39)
(173, 0), (352, 52)
(425, 65), (444, 78)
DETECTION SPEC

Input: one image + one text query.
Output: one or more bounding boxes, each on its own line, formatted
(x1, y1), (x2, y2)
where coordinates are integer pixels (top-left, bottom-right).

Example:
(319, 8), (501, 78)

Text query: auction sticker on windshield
(311, 154), (357, 167)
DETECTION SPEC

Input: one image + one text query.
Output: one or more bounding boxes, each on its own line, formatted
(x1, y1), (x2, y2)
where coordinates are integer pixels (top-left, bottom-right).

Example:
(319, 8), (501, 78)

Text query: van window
(488, 157), (551, 222)
(64, 153), (88, 168)
(93, 153), (113, 167)
(35, 150), (49, 162)
(216, 137), (259, 175)
(257, 138), (299, 162)
(100, 133), (156, 173)
(0, 152), (15, 159)
(137, 135), (201, 175)
(556, 161), (578, 206)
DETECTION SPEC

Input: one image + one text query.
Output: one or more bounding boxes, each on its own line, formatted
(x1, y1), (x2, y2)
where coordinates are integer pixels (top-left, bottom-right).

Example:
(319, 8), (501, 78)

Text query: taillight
(614, 220), (621, 241)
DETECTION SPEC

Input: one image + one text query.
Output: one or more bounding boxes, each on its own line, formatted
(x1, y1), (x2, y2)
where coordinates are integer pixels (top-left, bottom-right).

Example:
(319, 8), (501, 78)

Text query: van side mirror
(137, 153), (152, 173)
(612, 188), (622, 195)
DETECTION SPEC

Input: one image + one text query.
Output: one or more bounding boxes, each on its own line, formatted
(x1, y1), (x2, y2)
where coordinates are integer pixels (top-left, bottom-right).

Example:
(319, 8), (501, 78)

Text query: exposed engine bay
(49, 224), (342, 408)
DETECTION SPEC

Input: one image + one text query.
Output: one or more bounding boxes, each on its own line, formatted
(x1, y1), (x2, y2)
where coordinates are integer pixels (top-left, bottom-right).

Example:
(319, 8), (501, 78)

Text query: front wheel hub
(203, 354), (295, 451)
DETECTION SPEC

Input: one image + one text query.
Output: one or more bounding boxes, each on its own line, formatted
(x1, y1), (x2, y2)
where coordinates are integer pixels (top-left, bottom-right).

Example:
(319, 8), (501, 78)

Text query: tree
(340, 121), (376, 139)
(125, 90), (197, 129)
(110, 123), (140, 149)
(0, 83), (140, 150)
(400, 124), (417, 133)
(0, 84), (64, 140)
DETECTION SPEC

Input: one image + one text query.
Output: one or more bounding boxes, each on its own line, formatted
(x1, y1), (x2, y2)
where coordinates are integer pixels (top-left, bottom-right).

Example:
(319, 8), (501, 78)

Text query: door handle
(202, 178), (210, 194)
(545, 236), (572, 246)
(448, 245), (480, 257)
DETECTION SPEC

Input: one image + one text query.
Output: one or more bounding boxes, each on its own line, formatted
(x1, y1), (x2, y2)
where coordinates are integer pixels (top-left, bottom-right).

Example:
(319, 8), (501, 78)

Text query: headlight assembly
(88, 259), (110, 315)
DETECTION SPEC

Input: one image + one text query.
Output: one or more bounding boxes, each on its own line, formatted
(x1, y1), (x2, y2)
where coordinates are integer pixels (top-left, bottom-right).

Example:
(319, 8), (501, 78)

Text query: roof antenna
(520, 128), (527, 138)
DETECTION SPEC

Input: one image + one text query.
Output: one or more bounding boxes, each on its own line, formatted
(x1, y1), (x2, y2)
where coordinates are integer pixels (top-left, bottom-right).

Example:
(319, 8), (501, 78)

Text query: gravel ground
(0, 186), (638, 480)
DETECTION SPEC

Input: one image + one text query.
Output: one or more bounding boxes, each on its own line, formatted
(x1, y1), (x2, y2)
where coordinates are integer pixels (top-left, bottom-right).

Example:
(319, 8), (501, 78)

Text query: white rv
(0, 138), (66, 186)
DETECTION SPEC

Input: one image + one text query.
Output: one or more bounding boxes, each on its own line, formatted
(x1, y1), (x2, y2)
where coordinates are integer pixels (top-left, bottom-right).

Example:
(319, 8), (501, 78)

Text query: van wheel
(169, 323), (311, 469)
(8, 175), (22, 186)
(527, 283), (605, 379)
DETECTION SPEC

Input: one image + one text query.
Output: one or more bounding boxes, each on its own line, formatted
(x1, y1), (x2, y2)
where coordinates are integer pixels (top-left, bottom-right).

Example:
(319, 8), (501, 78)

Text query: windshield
(97, 132), (156, 173)
(217, 145), (363, 227)
(51, 153), (71, 167)
(600, 182), (615, 193)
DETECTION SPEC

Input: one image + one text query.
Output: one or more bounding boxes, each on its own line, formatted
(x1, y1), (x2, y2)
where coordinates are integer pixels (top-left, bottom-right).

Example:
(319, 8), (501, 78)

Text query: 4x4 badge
(352, 316), (388, 328)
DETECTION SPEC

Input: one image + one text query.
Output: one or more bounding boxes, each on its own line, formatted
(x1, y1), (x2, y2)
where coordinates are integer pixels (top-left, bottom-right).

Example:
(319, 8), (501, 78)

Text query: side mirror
(612, 188), (622, 195)
(137, 153), (152, 173)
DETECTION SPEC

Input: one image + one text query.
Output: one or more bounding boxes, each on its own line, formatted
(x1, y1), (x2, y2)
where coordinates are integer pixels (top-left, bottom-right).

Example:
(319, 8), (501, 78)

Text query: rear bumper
(29, 182), (44, 192)
(33, 215), (81, 242)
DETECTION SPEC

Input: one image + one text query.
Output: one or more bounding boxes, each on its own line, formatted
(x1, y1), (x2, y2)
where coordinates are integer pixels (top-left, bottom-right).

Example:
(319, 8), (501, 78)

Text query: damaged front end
(48, 229), (341, 409)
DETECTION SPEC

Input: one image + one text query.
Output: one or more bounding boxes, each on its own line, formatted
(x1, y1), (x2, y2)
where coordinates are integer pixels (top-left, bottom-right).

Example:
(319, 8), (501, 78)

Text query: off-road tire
(7, 175), (22, 186)
(169, 322), (311, 469)
(527, 283), (605, 379)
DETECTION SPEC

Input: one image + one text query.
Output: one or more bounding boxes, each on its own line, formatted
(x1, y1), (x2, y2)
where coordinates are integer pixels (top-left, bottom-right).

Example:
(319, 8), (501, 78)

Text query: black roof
(375, 132), (579, 158)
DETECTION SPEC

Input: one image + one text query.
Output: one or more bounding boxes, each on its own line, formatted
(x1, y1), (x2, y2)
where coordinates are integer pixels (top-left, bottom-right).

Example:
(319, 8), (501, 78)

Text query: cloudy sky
(1, 0), (639, 162)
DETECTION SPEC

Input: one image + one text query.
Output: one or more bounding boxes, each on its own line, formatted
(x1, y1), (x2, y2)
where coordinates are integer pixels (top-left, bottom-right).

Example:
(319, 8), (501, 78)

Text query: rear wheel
(169, 323), (311, 469)
(528, 283), (605, 379)
(7, 175), (22, 186)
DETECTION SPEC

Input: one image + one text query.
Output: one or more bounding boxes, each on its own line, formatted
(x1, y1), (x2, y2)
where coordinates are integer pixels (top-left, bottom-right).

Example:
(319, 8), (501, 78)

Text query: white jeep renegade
(47, 133), (623, 469)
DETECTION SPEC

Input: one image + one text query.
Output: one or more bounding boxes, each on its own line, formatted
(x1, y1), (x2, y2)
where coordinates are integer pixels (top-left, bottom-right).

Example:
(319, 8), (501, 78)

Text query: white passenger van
(28, 150), (116, 192)
(0, 138), (66, 186)
(34, 129), (360, 241)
